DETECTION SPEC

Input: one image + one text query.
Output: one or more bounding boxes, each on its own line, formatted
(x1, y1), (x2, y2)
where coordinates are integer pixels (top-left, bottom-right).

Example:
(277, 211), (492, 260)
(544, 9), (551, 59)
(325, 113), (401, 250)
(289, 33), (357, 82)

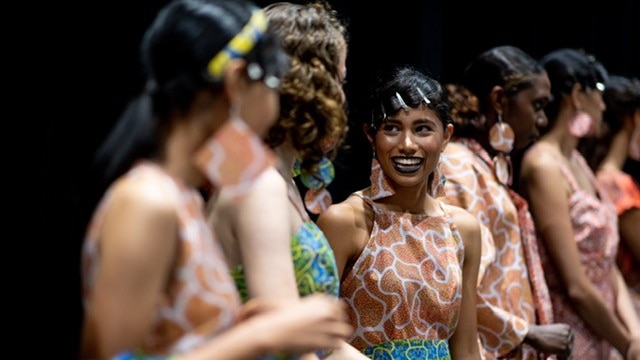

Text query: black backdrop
(50, 0), (639, 357)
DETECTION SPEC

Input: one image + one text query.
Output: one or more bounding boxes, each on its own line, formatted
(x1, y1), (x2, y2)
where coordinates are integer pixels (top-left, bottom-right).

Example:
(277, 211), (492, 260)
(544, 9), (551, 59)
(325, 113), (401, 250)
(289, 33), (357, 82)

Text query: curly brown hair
(264, 0), (349, 175)
(445, 83), (486, 138)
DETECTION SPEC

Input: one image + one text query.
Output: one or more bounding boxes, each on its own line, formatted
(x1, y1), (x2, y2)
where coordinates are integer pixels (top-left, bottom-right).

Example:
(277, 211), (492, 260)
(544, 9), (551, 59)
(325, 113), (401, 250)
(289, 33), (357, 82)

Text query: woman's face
(372, 104), (452, 189)
(239, 77), (281, 137)
(578, 84), (607, 135)
(503, 72), (551, 150)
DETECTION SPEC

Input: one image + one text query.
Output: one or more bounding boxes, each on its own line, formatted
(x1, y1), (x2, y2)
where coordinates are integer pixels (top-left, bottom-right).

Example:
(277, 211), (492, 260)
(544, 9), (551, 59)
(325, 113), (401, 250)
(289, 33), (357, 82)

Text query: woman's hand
(525, 323), (574, 359)
(239, 294), (354, 356)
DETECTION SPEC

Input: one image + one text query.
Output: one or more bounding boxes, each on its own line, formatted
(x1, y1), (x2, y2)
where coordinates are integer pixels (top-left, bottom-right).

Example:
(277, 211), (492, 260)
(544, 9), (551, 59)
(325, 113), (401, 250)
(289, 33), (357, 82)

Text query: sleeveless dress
(440, 140), (552, 360)
(340, 188), (465, 360)
(82, 162), (241, 356)
(231, 175), (340, 359)
(533, 146), (621, 359)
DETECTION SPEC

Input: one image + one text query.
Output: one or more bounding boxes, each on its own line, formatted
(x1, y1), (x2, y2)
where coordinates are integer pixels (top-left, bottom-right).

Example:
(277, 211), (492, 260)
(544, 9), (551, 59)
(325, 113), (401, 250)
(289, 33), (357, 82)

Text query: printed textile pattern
(83, 162), (240, 355)
(363, 339), (451, 360)
(440, 140), (539, 360)
(340, 190), (463, 358)
(231, 220), (340, 301)
(532, 144), (621, 359)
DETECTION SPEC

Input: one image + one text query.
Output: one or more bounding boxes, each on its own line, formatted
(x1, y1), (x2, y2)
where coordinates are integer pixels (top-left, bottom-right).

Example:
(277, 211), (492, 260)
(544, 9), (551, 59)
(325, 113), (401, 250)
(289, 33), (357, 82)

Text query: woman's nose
(399, 132), (418, 152)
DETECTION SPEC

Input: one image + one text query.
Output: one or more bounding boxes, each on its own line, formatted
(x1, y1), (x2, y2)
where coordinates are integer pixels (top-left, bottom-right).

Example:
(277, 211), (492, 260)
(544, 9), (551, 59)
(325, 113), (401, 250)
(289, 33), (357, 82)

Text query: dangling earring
(489, 112), (515, 153)
(568, 110), (595, 138)
(489, 112), (514, 186)
(297, 156), (335, 214)
(194, 105), (275, 199)
(429, 153), (447, 198)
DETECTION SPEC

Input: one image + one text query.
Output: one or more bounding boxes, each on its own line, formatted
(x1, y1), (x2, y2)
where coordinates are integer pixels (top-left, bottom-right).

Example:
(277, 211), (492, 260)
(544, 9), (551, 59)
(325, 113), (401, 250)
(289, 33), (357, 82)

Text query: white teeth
(391, 157), (424, 174)
(393, 158), (422, 165)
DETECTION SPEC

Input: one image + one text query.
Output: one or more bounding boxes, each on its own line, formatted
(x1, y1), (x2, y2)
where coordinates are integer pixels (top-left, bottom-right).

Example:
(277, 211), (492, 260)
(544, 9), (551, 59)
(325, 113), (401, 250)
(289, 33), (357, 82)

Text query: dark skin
(453, 75), (573, 358)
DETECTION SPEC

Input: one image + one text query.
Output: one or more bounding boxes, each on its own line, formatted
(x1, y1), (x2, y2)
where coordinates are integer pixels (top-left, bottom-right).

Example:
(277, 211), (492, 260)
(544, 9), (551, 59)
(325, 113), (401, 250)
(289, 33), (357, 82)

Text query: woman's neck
(378, 183), (440, 215)
(273, 140), (297, 180)
(541, 123), (579, 159)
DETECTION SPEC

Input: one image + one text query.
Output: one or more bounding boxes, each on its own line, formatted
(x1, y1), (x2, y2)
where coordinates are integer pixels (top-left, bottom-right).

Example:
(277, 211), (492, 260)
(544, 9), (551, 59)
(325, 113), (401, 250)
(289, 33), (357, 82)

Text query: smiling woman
(316, 65), (483, 360)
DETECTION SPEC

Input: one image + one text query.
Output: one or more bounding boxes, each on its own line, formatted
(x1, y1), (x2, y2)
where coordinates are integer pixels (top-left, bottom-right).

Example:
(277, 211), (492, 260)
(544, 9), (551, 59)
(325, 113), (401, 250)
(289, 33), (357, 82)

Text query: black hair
(90, 0), (289, 195)
(449, 45), (545, 138)
(369, 65), (452, 135)
(540, 48), (609, 125)
(77, 0), (290, 249)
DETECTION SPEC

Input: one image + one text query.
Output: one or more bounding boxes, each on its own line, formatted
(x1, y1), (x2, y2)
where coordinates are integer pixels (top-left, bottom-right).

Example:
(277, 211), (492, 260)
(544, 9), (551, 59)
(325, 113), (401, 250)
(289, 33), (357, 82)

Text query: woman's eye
(415, 125), (432, 133)
(382, 124), (399, 132)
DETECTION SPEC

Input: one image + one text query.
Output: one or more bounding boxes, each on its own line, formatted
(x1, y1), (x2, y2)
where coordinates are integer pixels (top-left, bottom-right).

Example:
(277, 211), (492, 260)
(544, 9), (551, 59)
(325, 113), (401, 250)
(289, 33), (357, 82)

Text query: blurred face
(503, 73), (551, 150)
(239, 77), (281, 137)
(372, 105), (452, 189)
(578, 84), (606, 134)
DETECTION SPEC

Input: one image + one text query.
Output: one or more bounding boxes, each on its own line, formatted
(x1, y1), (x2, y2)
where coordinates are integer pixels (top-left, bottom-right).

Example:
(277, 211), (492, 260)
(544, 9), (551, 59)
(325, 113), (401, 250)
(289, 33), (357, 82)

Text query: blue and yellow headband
(207, 9), (268, 79)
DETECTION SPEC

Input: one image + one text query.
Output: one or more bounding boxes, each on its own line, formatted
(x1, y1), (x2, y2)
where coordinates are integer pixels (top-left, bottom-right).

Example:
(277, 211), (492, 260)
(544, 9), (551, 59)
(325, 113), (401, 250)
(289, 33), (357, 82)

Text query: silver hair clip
(395, 92), (409, 112)
(247, 63), (281, 90)
(416, 87), (431, 104)
(247, 63), (264, 80)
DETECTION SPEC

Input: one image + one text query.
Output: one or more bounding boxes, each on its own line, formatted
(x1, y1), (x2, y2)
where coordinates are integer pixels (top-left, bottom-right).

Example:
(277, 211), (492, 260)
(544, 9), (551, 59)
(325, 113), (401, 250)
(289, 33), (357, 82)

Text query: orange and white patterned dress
(440, 140), (551, 360)
(82, 162), (241, 355)
(340, 187), (464, 360)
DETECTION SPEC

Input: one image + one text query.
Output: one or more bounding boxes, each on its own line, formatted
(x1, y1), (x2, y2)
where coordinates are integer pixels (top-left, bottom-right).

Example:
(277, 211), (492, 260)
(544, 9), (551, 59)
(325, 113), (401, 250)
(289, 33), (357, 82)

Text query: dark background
(48, 0), (639, 357)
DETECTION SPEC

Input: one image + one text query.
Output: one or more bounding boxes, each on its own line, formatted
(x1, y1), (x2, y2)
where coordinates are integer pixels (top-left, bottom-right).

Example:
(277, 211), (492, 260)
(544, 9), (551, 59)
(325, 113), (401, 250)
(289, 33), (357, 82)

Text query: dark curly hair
(264, 0), (349, 175)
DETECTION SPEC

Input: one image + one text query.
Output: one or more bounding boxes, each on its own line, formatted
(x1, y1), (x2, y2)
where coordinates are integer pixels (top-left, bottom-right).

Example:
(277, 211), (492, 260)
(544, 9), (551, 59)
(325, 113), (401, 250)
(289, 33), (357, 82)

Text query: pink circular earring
(489, 112), (515, 186)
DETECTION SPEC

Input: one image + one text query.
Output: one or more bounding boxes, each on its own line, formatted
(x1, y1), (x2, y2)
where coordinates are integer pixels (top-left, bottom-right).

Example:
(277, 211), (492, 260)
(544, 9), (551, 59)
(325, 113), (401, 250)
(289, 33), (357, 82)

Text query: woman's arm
(316, 195), (369, 280)
(521, 149), (634, 355)
(448, 205), (482, 360)
(181, 294), (354, 360)
(108, 294), (355, 360)
(619, 208), (640, 263)
(232, 168), (300, 299)
(611, 265), (640, 337)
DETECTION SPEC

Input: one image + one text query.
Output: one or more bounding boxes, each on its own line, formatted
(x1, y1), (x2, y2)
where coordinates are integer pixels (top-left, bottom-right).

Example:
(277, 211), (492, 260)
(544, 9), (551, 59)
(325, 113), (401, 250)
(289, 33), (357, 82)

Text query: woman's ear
(222, 59), (248, 104)
(489, 85), (505, 114)
(569, 82), (583, 110)
(442, 123), (454, 148)
(362, 123), (375, 145)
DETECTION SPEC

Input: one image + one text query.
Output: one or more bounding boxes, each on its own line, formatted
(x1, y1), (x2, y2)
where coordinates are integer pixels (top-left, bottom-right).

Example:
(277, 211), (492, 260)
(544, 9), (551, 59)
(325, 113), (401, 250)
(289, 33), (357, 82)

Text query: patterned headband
(207, 9), (268, 79)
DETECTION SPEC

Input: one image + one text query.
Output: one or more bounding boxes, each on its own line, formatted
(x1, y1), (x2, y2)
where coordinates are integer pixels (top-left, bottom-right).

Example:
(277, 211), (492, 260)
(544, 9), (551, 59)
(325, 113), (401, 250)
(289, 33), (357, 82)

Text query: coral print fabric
(440, 140), (544, 360)
(82, 162), (241, 355)
(339, 188), (464, 359)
